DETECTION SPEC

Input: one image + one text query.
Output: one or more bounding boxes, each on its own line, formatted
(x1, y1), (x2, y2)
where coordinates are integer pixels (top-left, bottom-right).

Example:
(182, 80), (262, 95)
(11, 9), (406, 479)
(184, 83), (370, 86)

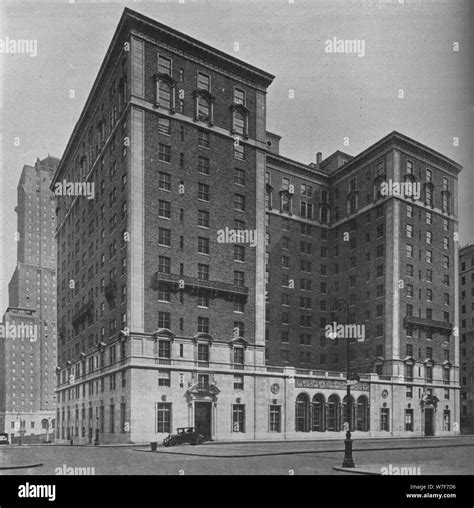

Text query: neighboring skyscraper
(0, 156), (59, 441)
(459, 244), (474, 433)
(51, 8), (461, 443)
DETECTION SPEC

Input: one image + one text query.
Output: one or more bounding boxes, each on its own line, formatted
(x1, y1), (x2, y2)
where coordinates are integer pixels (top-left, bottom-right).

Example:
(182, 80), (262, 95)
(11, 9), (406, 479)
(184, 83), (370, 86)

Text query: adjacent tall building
(52, 8), (461, 443)
(0, 156), (59, 440)
(459, 244), (474, 433)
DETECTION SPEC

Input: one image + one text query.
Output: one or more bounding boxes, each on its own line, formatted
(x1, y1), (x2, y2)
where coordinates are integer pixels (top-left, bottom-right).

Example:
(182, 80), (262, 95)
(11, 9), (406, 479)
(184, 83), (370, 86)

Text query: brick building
(52, 8), (461, 443)
(459, 244), (474, 432)
(0, 156), (59, 440)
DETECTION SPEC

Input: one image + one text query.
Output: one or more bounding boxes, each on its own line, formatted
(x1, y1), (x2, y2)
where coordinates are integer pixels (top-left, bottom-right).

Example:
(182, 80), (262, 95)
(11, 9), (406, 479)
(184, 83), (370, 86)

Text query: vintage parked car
(0, 433), (9, 445)
(162, 427), (205, 447)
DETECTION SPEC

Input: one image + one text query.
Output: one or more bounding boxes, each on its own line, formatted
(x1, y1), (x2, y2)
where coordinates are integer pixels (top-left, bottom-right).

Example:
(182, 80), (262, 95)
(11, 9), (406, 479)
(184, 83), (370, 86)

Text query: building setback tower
(0, 156), (59, 440)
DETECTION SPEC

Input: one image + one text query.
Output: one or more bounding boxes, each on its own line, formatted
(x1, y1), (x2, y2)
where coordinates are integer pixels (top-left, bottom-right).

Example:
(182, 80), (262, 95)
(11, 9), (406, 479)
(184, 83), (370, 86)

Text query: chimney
(316, 152), (322, 165)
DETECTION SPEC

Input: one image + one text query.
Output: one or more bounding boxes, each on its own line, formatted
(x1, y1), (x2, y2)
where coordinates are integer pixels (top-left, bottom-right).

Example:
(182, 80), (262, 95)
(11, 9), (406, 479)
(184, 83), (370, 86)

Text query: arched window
(197, 96), (210, 121)
(327, 394), (340, 431)
(295, 393), (310, 432)
(312, 394), (325, 431)
(356, 395), (370, 431)
(319, 204), (330, 224)
(280, 192), (291, 213)
(342, 395), (356, 431)
(347, 193), (358, 214)
(373, 175), (386, 201)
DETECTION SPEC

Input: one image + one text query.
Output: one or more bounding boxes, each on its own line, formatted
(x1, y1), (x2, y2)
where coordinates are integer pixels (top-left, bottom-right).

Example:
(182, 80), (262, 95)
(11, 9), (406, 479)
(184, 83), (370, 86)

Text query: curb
(333, 466), (381, 475)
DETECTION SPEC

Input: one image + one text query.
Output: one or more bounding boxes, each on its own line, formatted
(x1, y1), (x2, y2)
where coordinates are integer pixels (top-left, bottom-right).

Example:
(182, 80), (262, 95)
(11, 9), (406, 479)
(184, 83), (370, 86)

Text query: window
(198, 130), (210, 148)
(157, 81), (172, 110)
(233, 271), (245, 288)
(197, 316), (209, 334)
(406, 160), (413, 174)
(406, 204), (413, 218)
(233, 374), (244, 390)
(443, 237), (449, 250)
(158, 117), (170, 135)
(198, 264), (209, 281)
(197, 72), (210, 91)
(197, 343), (209, 362)
(198, 210), (209, 228)
(158, 171), (171, 191)
(234, 194), (245, 211)
(300, 201), (313, 219)
(269, 405), (281, 432)
(158, 282), (170, 302)
(198, 295), (209, 308)
(426, 365), (433, 382)
(233, 346), (244, 365)
(232, 404), (245, 433)
(198, 183), (210, 201)
(234, 245), (245, 262)
(197, 97), (210, 121)
(234, 88), (245, 105)
(197, 237), (210, 254)
(426, 250), (432, 264)
(198, 157), (210, 175)
(158, 312), (171, 329)
(234, 142), (245, 160)
(233, 110), (245, 136)
(158, 370), (170, 387)
(158, 200), (171, 219)
(405, 409), (414, 432)
(158, 339), (171, 358)
(156, 403), (171, 433)
(406, 224), (413, 238)
(158, 144), (171, 162)
(426, 169), (432, 182)
(234, 168), (245, 186)
(158, 228), (171, 246)
(380, 408), (390, 431)
(158, 256), (170, 274)
(443, 256), (450, 269)
(158, 55), (171, 75)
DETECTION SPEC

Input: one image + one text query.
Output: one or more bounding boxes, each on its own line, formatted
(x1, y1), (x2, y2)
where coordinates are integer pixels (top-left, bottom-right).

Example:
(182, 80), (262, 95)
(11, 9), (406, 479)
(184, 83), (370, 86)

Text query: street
(1, 435), (473, 475)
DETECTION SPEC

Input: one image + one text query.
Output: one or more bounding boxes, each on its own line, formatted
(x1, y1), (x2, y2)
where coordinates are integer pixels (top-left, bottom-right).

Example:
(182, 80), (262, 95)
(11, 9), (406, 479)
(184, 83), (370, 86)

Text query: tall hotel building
(0, 156), (59, 440)
(52, 8), (461, 443)
(459, 244), (474, 432)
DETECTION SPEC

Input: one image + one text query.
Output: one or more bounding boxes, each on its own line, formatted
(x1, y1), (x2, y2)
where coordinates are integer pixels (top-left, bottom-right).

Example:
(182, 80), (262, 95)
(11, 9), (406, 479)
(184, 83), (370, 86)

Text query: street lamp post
(335, 298), (355, 468)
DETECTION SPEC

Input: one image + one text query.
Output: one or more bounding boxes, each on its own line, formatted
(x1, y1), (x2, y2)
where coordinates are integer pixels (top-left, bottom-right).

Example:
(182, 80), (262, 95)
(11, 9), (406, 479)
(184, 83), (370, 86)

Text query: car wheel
(195, 437), (204, 446)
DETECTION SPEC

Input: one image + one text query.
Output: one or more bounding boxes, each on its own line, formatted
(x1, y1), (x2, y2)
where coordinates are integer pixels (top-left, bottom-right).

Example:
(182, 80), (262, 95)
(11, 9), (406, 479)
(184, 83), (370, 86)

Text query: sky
(0, 0), (472, 314)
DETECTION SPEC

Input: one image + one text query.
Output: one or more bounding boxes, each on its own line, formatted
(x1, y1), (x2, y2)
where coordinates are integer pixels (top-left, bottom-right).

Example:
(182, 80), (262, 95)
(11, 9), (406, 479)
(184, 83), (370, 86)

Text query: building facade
(0, 156), (59, 440)
(52, 8), (461, 444)
(459, 244), (474, 433)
